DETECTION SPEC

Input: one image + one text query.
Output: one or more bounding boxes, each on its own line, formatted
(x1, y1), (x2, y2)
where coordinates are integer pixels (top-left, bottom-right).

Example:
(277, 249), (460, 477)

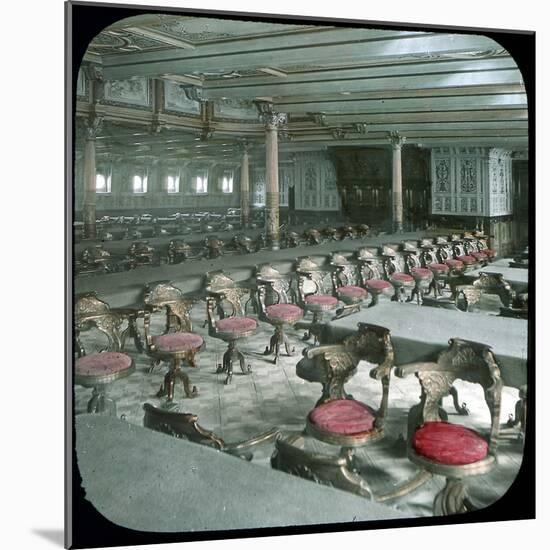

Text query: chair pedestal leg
(303, 312), (323, 344)
(217, 340), (251, 384)
(434, 477), (475, 516)
(264, 325), (294, 364)
(157, 358), (198, 401)
(87, 384), (116, 416)
(506, 385), (527, 439)
(368, 292), (380, 308)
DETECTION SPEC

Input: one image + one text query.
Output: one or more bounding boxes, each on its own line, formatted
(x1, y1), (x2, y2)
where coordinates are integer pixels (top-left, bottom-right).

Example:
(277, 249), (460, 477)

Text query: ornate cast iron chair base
(408, 268), (434, 305)
(154, 357), (198, 403)
(217, 340), (252, 385)
(262, 302), (303, 365)
(264, 325), (294, 364)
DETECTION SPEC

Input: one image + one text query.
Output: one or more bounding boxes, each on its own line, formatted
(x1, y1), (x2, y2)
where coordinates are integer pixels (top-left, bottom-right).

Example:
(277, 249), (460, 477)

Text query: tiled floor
(75, 303), (525, 518)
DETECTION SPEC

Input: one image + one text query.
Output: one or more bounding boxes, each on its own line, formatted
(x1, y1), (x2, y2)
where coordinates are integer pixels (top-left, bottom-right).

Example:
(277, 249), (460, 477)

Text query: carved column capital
(255, 101), (287, 130)
(388, 131), (406, 149)
(261, 111), (288, 130)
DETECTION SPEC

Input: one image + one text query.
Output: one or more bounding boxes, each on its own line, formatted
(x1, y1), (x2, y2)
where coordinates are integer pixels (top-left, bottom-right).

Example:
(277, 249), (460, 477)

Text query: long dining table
(318, 302), (529, 389)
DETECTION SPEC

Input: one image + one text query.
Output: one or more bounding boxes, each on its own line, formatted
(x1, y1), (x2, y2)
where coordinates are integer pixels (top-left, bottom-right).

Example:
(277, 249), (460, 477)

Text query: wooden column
(240, 141), (251, 228)
(82, 116), (103, 240)
(261, 110), (287, 250)
(388, 131), (406, 233)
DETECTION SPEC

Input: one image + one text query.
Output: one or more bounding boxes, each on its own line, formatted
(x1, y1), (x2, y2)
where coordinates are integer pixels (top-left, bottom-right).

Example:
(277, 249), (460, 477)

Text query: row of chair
(74, 255), (524, 517)
(74, 223), (374, 276)
(137, 326), (510, 517)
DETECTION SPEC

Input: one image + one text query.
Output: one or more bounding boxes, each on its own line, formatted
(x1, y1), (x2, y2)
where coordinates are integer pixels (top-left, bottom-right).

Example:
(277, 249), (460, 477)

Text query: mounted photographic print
(65, 1), (534, 548)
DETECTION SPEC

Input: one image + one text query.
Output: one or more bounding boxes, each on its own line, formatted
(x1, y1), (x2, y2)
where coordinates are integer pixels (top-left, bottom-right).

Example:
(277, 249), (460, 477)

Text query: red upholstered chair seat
(390, 272), (414, 285)
(305, 294), (338, 306)
(266, 303), (304, 323)
(471, 251), (488, 261)
(481, 248), (497, 258)
(216, 316), (257, 335)
(336, 285), (368, 299)
(309, 399), (376, 435)
(153, 332), (204, 352)
(412, 421), (489, 465)
(444, 259), (464, 270)
(76, 352), (132, 377)
(365, 279), (393, 293)
(456, 255), (477, 265)
(429, 263), (450, 273)
(411, 267), (434, 280)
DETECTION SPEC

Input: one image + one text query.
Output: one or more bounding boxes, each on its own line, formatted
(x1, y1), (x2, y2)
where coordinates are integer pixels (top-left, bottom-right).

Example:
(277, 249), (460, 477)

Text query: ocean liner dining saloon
(72, 11), (530, 533)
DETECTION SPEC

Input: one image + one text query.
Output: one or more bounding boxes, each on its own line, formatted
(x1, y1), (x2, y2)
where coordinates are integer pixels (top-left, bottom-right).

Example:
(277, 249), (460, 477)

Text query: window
(221, 171), (234, 194)
(166, 175), (180, 194)
(193, 170), (208, 194)
(95, 173), (111, 194)
(132, 174), (148, 194)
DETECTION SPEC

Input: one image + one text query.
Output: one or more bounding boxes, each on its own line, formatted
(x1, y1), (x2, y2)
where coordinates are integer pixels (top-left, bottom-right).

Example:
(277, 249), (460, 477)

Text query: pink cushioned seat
(444, 259), (464, 269)
(390, 272), (414, 284)
(266, 303), (303, 323)
(365, 279), (393, 292)
(76, 352), (132, 377)
(153, 332), (204, 352)
(216, 316), (257, 334)
(336, 285), (368, 299)
(411, 267), (433, 279)
(412, 421), (489, 466)
(471, 251), (488, 261)
(309, 399), (376, 435)
(482, 248), (497, 258)
(456, 255), (477, 265)
(305, 294), (338, 306)
(429, 263), (450, 272)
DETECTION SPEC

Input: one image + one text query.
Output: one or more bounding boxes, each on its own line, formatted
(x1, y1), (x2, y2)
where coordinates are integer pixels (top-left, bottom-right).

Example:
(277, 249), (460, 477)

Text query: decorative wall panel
(292, 151), (340, 211)
(431, 147), (512, 217)
(103, 78), (150, 107)
(252, 168), (266, 206)
(164, 82), (201, 114)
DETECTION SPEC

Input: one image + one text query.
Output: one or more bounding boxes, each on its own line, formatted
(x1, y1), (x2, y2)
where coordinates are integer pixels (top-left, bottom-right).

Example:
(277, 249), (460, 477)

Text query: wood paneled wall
(329, 146), (430, 230)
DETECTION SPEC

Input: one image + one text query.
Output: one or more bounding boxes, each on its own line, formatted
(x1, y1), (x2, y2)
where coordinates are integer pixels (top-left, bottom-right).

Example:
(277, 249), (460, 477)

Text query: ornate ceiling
(77, 13), (528, 161)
